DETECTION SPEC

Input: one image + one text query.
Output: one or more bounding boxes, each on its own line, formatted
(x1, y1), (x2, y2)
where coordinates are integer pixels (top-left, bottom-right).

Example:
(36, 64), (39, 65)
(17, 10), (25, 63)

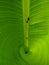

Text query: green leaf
(28, 0), (49, 65)
(0, 0), (49, 65)
(0, 0), (24, 65)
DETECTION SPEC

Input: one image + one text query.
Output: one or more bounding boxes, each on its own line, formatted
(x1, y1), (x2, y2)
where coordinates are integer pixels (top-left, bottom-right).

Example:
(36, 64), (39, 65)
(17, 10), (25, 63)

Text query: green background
(0, 0), (49, 65)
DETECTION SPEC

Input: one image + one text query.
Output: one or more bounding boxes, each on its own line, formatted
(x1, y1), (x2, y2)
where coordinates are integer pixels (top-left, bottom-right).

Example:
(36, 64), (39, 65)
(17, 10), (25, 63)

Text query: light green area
(22, 0), (30, 47)
(0, 0), (49, 65)
(28, 0), (49, 65)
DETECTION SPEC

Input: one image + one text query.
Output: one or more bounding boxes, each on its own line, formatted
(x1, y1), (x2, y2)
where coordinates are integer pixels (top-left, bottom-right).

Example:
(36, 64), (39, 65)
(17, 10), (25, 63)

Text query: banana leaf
(0, 0), (49, 65)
